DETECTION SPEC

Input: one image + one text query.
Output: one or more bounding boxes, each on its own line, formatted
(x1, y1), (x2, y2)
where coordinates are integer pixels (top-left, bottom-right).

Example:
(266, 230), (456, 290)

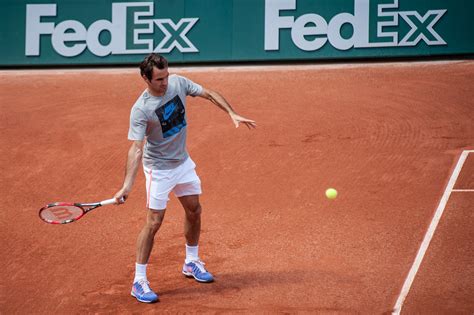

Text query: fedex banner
(0, 0), (473, 66)
(25, 3), (199, 57)
(265, 0), (447, 51)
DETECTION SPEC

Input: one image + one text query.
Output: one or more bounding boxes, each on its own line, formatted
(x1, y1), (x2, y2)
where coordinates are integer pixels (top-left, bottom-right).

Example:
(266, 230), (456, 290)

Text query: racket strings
(40, 205), (84, 223)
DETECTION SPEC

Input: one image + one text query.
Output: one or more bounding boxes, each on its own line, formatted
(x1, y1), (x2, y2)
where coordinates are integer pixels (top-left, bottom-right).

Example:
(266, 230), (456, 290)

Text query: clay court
(1, 60), (473, 313)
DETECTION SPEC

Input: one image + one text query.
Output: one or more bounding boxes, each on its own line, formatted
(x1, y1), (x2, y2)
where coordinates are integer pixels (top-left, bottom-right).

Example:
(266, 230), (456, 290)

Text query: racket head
(39, 202), (85, 224)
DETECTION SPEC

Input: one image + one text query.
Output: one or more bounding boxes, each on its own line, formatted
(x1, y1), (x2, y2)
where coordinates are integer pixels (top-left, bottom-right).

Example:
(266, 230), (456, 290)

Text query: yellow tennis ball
(325, 188), (338, 200)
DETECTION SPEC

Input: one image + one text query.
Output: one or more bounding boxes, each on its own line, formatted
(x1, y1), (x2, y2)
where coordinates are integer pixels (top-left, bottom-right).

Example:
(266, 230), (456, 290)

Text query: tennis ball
(325, 188), (338, 200)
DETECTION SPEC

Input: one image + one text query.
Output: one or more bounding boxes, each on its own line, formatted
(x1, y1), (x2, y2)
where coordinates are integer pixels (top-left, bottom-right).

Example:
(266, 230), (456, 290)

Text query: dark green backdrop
(1, 0), (473, 66)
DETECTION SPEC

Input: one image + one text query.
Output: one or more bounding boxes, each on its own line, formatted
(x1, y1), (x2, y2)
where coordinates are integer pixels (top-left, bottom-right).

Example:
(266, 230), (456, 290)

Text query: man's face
(144, 66), (169, 96)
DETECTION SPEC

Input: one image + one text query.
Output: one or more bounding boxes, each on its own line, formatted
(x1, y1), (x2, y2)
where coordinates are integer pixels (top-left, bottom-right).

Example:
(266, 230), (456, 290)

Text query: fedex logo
(265, 0), (447, 51)
(25, 2), (199, 57)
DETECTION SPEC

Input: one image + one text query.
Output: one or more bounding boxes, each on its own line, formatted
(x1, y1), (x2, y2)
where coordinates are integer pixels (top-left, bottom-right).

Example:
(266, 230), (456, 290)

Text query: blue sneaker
(131, 279), (159, 303)
(182, 260), (214, 283)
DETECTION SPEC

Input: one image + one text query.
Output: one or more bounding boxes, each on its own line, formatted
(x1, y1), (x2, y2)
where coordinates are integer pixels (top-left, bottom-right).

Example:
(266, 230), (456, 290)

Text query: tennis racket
(39, 198), (120, 224)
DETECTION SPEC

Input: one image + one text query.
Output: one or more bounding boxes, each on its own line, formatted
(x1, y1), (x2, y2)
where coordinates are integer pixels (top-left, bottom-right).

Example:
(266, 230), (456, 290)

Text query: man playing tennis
(114, 53), (256, 303)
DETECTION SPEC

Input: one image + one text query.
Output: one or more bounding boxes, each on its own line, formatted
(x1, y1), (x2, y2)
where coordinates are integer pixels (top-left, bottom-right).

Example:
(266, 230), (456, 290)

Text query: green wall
(1, 0), (473, 66)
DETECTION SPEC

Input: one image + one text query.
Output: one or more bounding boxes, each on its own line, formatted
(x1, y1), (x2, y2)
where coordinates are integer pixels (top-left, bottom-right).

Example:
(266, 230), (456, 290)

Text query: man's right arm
(114, 140), (144, 203)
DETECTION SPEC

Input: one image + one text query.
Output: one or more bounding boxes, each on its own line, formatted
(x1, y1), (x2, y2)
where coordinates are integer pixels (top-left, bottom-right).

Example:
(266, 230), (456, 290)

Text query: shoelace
(190, 260), (207, 273)
(137, 279), (152, 293)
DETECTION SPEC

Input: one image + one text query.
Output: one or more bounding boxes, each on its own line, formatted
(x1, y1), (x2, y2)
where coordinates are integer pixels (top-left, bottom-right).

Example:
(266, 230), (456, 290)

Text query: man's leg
(131, 208), (165, 303)
(179, 195), (214, 283)
(178, 195), (201, 247)
(137, 208), (166, 264)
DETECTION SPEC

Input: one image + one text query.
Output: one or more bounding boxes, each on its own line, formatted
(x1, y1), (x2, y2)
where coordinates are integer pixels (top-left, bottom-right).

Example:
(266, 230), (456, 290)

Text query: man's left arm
(199, 88), (256, 129)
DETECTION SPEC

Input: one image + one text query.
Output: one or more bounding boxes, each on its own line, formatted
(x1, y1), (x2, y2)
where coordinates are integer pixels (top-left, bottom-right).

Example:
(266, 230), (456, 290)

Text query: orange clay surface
(0, 60), (473, 313)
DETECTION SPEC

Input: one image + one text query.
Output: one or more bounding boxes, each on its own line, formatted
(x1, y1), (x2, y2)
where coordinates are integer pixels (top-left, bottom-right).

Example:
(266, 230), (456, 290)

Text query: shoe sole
(182, 270), (214, 283)
(131, 291), (159, 303)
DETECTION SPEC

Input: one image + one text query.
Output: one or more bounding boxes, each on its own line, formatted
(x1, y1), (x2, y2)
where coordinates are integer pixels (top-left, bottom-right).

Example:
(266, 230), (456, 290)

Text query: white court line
(392, 150), (472, 315)
(452, 189), (474, 192)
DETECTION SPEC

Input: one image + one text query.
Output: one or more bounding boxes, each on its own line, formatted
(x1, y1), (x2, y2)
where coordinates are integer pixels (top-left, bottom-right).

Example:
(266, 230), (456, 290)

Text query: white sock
(134, 263), (147, 283)
(185, 244), (199, 264)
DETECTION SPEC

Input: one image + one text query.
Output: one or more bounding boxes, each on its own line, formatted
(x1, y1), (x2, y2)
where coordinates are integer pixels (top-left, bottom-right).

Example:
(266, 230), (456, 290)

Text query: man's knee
(186, 203), (202, 219)
(146, 210), (165, 233)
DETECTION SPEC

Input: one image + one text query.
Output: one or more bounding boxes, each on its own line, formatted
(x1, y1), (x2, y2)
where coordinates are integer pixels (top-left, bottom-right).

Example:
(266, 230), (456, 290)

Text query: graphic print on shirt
(155, 95), (186, 138)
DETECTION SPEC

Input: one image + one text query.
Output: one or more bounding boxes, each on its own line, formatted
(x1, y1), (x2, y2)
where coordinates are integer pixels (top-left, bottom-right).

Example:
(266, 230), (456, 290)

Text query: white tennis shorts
(143, 157), (202, 210)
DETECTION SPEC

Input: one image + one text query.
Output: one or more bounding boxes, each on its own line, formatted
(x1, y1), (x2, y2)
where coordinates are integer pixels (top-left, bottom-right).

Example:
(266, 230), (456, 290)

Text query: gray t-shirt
(128, 74), (203, 170)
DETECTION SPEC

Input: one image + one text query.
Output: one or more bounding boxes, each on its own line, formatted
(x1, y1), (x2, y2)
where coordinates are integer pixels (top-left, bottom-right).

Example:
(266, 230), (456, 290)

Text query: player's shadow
(159, 269), (311, 297)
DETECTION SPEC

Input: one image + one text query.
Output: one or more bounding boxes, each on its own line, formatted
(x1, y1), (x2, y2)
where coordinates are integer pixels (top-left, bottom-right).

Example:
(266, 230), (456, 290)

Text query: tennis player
(114, 53), (256, 303)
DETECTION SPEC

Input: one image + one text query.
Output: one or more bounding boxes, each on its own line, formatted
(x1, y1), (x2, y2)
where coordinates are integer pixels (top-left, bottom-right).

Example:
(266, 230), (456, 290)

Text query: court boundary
(392, 150), (474, 314)
(0, 60), (471, 76)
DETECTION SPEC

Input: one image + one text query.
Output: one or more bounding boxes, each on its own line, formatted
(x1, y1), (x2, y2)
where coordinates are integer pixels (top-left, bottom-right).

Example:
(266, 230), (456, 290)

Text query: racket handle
(101, 198), (119, 206)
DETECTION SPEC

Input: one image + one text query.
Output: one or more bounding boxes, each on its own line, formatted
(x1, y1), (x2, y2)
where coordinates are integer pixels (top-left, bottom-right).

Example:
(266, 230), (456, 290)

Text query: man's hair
(139, 53), (168, 81)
